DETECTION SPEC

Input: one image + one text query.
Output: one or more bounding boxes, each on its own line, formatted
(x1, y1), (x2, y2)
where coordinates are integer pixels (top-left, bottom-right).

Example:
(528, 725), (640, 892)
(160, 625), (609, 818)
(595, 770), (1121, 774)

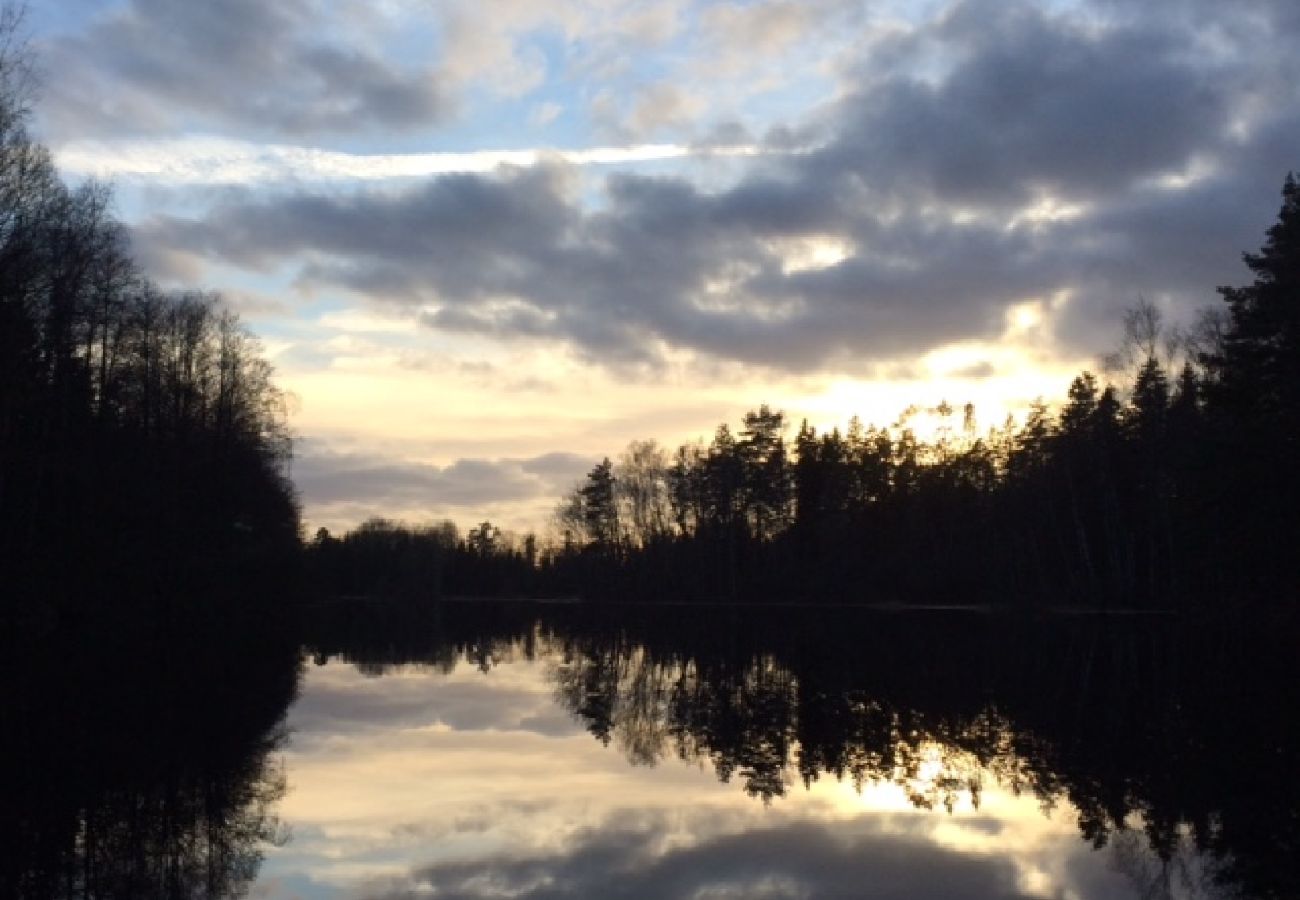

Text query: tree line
(0, 20), (299, 618)
(313, 173), (1300, 611)
(305, 517), (541, 600)
(540, 175), (1300, 609)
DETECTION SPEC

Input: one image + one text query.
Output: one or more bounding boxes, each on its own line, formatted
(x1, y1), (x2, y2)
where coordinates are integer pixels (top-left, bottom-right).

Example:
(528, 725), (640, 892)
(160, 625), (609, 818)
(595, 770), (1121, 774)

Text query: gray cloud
(820, 1), (1235, 205)
(294, 445), (593, 512)
(133, 0), (1300, 370)
(38, 0), (447, 139)
(360, 812), (1110, 900)
(1045, 170), (1288, 349)
(520, 452), (599, 480)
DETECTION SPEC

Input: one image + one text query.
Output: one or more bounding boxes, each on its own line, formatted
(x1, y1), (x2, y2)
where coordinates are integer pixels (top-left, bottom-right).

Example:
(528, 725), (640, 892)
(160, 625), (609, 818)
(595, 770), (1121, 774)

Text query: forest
(311, 175), (1300, 612)
(1, 32), (306, 889)
(0, 24), (300, 627)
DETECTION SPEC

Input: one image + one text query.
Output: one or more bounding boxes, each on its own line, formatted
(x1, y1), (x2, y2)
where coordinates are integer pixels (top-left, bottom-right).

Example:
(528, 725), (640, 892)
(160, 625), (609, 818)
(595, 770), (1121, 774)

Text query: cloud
(293, 445), (593, 515)
(136, 162), (1029, 369)
(427, 0), (686, 98)
(594, 83), (709, 141)
(951, 361), (997, 380)
(694, 0), (856, 84)
(127, 0), (1300, 372)
(360, 813), (1049, 900)
(287, 668), (578, 742)
(520, 452), (598, 480)
(529, 102), (564, 127)
(819, 0), (1238, 205)
(700, 2), (821, 59)
(56, 137), (760, 186)
(38, 0), (447, 139)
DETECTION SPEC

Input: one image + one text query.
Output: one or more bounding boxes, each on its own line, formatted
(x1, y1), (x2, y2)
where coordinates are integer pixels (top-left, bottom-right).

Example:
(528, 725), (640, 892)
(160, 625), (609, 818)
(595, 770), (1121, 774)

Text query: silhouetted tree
(738, 405), (791, 541)
(0, 24), (300, 612)
(1201, 174), (1300, 589)
(615, 440), (671, 547)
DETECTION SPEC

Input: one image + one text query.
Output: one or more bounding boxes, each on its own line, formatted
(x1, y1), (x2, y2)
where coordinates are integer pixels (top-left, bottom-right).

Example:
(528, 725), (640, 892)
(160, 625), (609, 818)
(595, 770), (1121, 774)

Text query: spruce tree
(1205, 173), (1300, 588)
(1213, 173), (1300, 432)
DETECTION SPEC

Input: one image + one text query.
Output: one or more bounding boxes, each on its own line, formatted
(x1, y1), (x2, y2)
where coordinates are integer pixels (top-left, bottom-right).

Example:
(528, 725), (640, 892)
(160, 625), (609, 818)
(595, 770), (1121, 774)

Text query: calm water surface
(254, 647), (1202, 899)
(247, 603), (1286, 900)
(6, 601), (1294, 899)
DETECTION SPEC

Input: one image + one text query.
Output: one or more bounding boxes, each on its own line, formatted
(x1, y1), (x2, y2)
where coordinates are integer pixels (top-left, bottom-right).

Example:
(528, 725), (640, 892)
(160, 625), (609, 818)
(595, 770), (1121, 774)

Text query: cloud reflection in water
(252, 648), (1177, 900)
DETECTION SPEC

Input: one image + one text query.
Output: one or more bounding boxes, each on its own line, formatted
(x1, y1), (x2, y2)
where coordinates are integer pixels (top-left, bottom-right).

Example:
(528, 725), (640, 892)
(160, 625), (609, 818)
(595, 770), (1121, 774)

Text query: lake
(5, 600), (1296, 899)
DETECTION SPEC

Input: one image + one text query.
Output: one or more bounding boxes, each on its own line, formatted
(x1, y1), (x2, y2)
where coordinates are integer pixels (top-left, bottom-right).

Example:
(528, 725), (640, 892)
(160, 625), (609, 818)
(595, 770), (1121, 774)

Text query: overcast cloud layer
(101, 0), (1300, 369)
(32, 0), (1300, 531)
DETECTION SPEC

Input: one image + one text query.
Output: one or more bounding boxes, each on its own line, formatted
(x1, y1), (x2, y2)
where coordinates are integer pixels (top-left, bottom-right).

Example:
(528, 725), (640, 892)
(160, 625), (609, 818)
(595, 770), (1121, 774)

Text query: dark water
(5, 601), (1298, 899)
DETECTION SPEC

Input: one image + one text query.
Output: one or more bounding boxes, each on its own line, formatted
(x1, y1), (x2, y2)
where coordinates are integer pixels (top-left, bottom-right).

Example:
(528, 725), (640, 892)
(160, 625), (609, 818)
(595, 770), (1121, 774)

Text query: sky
(28, 0), (1300, 537)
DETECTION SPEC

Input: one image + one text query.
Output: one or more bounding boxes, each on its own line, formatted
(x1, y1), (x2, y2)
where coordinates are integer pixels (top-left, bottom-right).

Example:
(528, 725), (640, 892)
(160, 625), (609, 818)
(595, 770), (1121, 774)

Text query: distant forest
(0, 23), (300, 619)
(313, 175), (1300, 611)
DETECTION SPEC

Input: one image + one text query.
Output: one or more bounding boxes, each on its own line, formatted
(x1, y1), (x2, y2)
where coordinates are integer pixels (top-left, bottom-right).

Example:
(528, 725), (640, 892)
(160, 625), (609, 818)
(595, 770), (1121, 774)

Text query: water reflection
(1, 602), (300, 899)
(368, 812), (1110, 900)
(278, 602), (1297, 900)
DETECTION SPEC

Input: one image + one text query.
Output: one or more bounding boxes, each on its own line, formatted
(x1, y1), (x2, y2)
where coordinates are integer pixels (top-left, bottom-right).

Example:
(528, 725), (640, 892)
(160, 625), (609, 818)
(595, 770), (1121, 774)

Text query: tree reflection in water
(307, 600), (1300, 900)
(1, 599), (300, 900)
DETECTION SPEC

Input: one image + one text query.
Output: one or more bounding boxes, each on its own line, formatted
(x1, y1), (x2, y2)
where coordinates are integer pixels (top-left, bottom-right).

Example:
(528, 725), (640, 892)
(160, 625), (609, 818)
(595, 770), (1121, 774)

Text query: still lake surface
(256, 601), (1293, 900)
(7, 600), (1297, 898)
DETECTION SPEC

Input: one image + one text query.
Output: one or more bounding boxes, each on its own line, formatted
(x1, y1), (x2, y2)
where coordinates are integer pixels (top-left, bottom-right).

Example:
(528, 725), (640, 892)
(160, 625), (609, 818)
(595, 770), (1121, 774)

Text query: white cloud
(54, 136), (761, 185)
(528, 101), (565, 127)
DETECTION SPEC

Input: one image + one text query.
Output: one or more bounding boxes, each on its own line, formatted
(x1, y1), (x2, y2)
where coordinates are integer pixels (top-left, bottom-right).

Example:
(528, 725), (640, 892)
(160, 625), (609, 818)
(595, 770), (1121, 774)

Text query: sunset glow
(29, 0), (1300, 535)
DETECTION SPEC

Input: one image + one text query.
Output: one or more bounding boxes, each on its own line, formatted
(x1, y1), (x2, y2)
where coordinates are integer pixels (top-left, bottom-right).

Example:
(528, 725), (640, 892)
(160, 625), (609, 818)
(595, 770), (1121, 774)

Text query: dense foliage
(305, 517), (539, 600)
(0, 27), (299, 613)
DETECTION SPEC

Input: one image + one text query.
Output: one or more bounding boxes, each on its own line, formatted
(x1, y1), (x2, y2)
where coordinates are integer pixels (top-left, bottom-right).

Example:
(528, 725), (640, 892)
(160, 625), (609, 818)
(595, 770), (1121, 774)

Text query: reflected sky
(250, 643), (1214, 900)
